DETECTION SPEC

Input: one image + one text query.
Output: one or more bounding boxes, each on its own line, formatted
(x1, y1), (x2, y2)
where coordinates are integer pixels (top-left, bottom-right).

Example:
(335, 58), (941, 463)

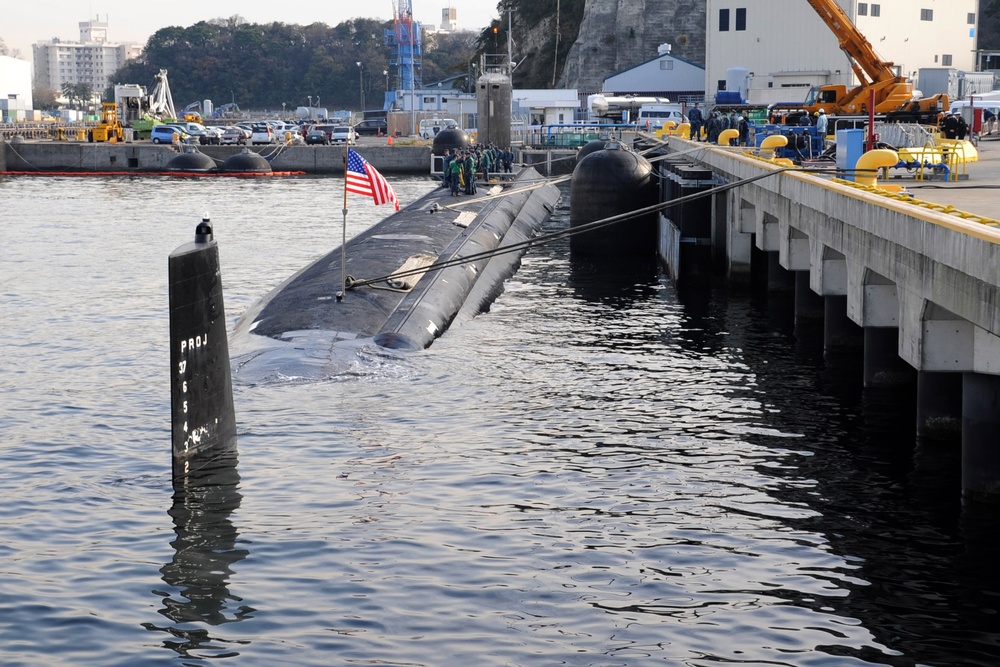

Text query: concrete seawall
(0, 141), (432, 174)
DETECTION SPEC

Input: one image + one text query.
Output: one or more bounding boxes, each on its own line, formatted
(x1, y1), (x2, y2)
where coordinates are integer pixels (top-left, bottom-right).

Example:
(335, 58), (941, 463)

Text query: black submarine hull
(230, 167), (560, 381)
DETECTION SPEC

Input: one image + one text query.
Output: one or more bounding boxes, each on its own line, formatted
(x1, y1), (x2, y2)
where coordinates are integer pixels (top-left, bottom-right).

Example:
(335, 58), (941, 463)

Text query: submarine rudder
(168, 218), (237, 480)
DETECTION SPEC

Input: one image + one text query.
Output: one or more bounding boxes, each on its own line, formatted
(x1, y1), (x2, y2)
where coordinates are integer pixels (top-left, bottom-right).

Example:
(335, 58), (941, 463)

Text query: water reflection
(142, 449), (252, 660)
(671, 277), (1000, 664)
(568, 254), (660, 308)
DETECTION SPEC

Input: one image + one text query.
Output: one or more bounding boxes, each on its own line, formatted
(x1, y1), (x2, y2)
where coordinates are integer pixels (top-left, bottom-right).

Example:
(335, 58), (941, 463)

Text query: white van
(635, 104), (686, 130)
(419, 118), (459, 139)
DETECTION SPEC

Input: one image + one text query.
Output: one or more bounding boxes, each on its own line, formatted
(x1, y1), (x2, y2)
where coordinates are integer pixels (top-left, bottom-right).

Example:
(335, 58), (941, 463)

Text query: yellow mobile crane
(796, 0), (948, 122)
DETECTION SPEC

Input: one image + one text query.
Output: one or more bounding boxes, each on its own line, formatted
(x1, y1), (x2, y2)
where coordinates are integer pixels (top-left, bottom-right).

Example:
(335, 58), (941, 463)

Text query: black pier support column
(962, 373), (1000, 500)
(168, 219), (237, 480)
(916, 371), (963, 441)
(863, 326), (912, 387)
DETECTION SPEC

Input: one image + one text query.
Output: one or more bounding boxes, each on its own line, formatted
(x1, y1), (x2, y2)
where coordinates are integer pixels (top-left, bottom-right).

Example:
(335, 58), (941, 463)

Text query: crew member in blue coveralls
(688, 103), (703, 141)
(815, 109), (828, 138)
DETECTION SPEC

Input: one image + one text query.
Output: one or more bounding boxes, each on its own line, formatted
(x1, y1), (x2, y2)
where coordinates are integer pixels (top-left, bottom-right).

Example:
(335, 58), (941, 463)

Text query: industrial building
(705, 0), (981, 105)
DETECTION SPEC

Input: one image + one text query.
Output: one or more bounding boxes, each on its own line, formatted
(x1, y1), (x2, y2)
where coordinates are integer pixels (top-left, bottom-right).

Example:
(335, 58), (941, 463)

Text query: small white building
(512, 89), (579, 126)
(0, 56), (33, 119)
(705, 0), (980, 106)
(602, 45), (706, 103)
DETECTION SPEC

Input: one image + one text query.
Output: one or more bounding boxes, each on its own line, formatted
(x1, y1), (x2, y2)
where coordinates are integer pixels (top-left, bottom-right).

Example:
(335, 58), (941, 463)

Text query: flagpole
(339, 150), (349, 301)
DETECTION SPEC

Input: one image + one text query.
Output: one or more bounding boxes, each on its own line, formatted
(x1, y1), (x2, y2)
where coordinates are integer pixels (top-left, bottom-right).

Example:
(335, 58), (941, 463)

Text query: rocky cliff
(555, 0), (706, 92)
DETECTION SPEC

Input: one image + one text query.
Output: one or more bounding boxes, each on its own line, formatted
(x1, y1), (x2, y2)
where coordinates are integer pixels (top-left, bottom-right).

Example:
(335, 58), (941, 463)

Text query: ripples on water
(2, 175), (998, 666)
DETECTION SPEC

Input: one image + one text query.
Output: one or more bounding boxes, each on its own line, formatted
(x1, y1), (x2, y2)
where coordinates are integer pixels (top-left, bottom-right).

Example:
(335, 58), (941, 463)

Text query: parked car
(221, 126), (249, 145)
(150, 125), (189, 144)
(305, 124), (338, 143)
(305, 127), (331, 145)
(250, 123), (276, 145)
(198, 126), (224, 145)
(331, 125), (357, 145)
(281, 125), (303, 142)
(354, 119), (388, 136)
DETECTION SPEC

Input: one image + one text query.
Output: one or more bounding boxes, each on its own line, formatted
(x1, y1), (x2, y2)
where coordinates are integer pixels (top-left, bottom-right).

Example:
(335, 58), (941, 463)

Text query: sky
(3, 0), (501, 63)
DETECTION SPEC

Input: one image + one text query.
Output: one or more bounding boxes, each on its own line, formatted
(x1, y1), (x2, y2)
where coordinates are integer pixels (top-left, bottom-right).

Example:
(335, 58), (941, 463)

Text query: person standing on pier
(688, 103), (704, 141)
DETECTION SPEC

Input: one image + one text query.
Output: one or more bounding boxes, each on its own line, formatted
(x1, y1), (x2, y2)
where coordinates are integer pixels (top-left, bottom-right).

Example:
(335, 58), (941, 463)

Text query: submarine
(229, 167), (560, 381)
(168, 166), (559, 471)
(168, 62), (557, 475)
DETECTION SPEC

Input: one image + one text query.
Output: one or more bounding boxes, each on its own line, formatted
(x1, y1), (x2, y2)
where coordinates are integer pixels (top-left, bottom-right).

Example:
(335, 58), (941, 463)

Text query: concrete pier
(664, 136), (1000, 499)
(0, 141), (431, 174)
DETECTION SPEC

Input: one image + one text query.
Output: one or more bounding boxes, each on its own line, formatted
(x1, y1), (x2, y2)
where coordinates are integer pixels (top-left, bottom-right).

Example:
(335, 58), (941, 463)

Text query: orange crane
(798, 0), (948, 122)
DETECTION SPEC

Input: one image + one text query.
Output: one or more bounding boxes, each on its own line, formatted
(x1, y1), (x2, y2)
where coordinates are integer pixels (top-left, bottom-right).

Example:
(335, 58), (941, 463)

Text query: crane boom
(805, 0), (900, 88)
(796, 0), (947, 121)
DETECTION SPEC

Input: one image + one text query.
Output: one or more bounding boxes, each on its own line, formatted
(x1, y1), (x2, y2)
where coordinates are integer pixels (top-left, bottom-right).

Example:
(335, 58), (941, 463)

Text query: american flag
(345, 148), (399, 211)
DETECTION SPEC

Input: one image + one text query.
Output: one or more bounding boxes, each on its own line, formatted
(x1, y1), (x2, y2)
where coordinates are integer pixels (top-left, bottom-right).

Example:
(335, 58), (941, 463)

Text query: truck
(781, 0), (949, 123)
(589, 94), (670, 123)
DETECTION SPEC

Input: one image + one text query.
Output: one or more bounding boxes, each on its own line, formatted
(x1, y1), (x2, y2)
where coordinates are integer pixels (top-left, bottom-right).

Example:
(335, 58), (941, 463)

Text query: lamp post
(384, 69), (389, 92)
(282, 101), (286, 117)
(356, 62), (364, 112)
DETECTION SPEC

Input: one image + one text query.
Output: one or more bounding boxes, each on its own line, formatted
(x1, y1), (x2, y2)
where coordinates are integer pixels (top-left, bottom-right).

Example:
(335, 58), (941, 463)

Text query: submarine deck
(230, 167), (560, 378)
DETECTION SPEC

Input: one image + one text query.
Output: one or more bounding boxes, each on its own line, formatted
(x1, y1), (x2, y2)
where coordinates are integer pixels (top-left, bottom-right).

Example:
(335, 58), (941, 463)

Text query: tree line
(105, 16), (481, 113)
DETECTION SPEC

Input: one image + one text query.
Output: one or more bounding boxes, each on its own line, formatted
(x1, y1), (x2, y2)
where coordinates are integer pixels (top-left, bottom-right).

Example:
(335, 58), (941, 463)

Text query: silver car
(221, 126), (249, 145)
(331, 125), (356, 145)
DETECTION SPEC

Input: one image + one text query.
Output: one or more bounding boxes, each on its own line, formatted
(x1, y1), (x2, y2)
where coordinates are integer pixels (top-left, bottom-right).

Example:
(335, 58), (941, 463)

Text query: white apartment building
(32, 19), (142, 98)
(705, 0), (980, 105)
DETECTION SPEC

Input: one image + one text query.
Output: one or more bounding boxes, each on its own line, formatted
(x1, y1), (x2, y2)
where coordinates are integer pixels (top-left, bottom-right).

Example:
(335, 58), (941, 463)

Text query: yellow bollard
(718, 128), (739, 146)
(854, 149), (899, 188)
(758, 134), (788, 159)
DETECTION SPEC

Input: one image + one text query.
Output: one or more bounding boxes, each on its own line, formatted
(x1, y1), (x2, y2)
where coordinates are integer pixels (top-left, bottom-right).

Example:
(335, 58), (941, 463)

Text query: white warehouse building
(705, 0), (980, 106)
(0, 55), (33, 120)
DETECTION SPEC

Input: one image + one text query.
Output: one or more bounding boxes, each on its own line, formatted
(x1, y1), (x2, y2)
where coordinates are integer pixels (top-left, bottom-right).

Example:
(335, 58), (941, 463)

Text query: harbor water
(1, 174), (998, 666)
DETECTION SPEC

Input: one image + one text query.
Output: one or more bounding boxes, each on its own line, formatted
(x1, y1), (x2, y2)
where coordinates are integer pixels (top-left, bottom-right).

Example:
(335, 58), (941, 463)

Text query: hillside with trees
(108, 16), (479, 112)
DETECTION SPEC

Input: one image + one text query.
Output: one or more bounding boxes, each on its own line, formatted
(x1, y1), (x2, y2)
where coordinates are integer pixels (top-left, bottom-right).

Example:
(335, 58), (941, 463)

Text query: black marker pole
(168, 219), (237, 480)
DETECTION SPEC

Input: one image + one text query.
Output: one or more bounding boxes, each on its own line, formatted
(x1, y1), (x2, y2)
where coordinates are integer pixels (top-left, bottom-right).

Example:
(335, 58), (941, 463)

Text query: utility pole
(357, 62), (364, 112)
(507, 2), (514, 73)
(552, 0), (560, 87)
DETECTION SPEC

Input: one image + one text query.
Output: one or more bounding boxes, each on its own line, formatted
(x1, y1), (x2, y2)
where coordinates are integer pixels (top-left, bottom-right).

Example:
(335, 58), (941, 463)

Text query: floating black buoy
(569, 144), (658, 257)
(166, 147), (217, 173)
(431, 127), (470, 155)
(168, 219), (237, 480)
(221, 148), (272, 174)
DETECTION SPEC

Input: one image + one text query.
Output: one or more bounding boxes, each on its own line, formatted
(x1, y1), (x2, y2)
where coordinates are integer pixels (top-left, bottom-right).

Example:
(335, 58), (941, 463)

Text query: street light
(384, 69), (389, 92)
(356, 62), (364, 112)
(282, 101), (286, 117)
